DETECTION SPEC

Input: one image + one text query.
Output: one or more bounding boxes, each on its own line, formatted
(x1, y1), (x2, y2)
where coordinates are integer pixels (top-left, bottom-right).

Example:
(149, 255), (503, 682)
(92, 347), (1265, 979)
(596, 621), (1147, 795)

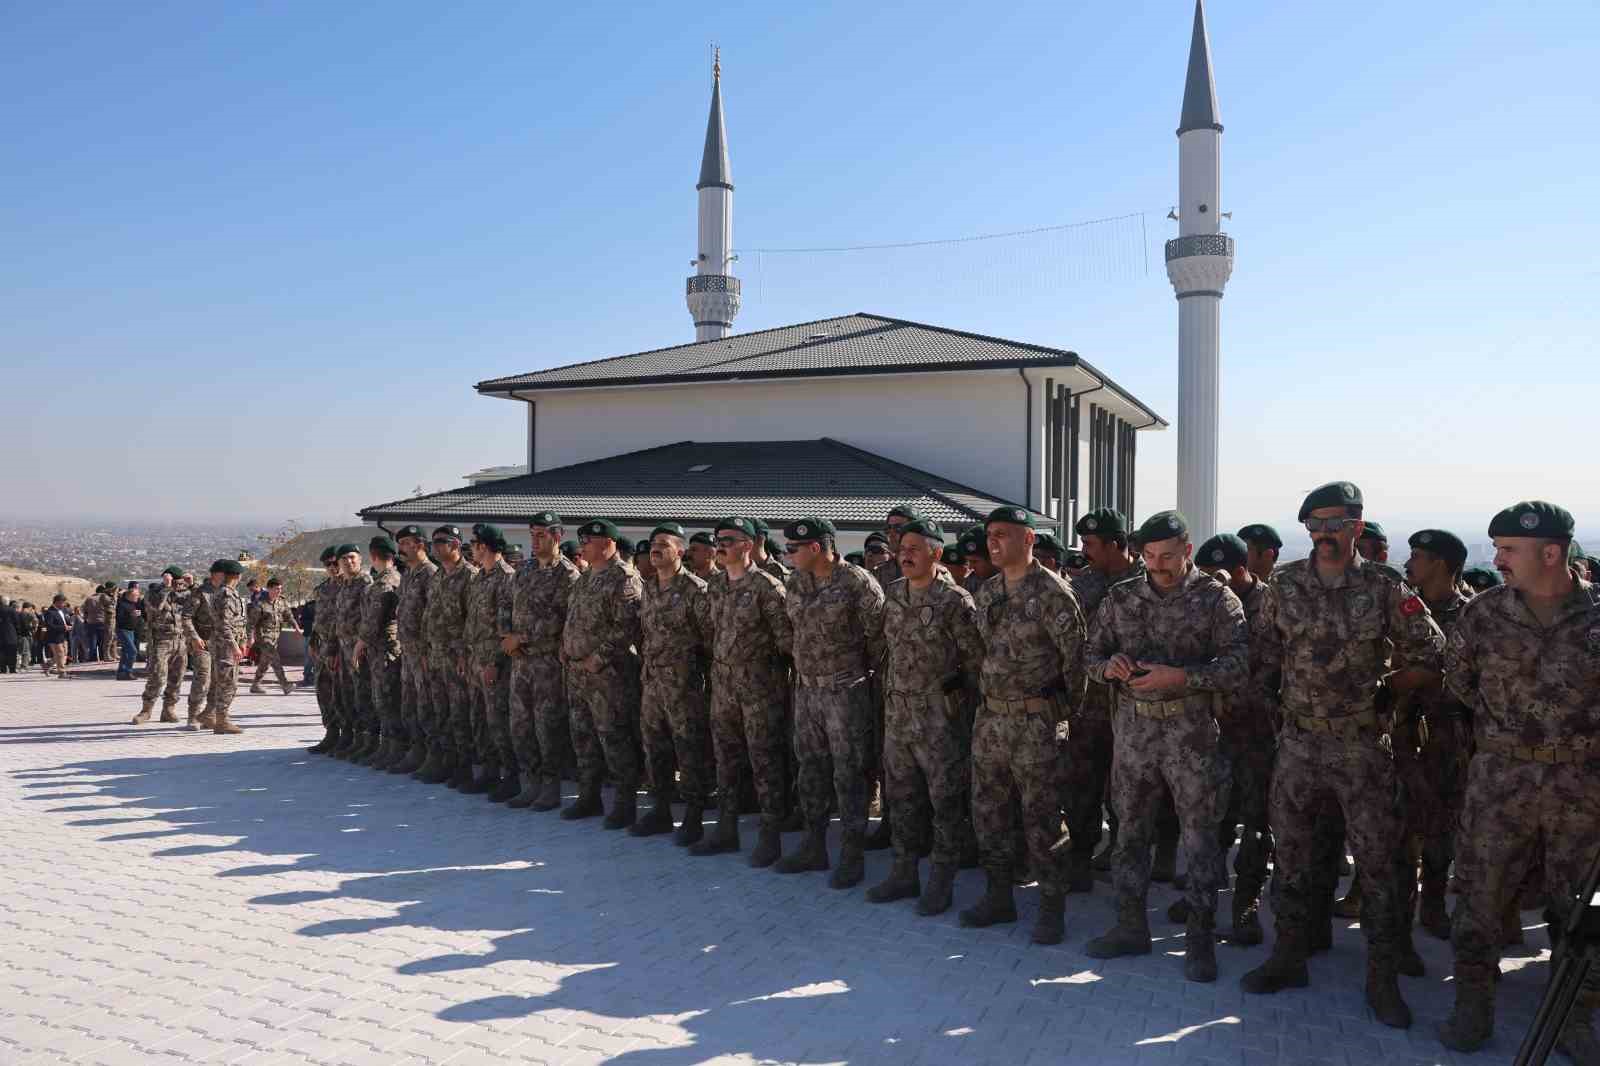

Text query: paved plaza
(1, 664), (1553, 1065)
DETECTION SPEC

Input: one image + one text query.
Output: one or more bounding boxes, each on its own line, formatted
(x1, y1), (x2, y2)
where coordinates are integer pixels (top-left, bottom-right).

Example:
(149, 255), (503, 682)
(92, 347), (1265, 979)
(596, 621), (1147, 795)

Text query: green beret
(1408, 529), (1467, 570)
(649, 522), (687, 542)
(959, 528), (990, 558)
(318, 546), (339, 564)
(214, 559), (244, 576)
(528, 511), (563, 529)
(750, 518), (771, 535)
(1462, 565), (1502, 592)
(161, 565), (184, 578)
(1298, 480), (1363, 522)
(394, 525), (425, 541)
(941, 544), (963, 565)
(864, 531), (890, 550)
(614, 537), (634, 556)
(1569, 540), (1586, 564)
(334, 543), (360, 557)
(1197, 533), (1248, 570)
(899, 518), (945, 544)
(715, 516), (757, 539)
(1075, 508), (1126, 537)
(432, 525), (463, 542)
(1358, 520), (1387, 544)
(1487, 500), (1574, 541)
(559, 540), (579, 559)
(1136, 510), (1190, 545)
(1237, 524), (1283, 550)
(985, 505), (1034, 530)
(766, 537), (786, 558)
(1033, 531), (1063, 555)
(470, 523), (507, 551)
(845, 551), (866, 566)
(1063, 549), (1088, 570)
(784, 516), (828, 543)
(369, 535), (398, 557)
(266, 578), (282, 588)
(887, 505), (925, 523)
(633, 541), (651, 556)
(688, 531), (715, 547)
(817, 518), (838, 535)
(577, 518), (619, 541)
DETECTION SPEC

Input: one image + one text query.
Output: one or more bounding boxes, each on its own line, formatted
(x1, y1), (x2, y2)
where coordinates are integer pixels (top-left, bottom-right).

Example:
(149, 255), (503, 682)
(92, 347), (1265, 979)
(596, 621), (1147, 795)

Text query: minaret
(1165, 0), (1233, 541)
(686, 49), (740, 341)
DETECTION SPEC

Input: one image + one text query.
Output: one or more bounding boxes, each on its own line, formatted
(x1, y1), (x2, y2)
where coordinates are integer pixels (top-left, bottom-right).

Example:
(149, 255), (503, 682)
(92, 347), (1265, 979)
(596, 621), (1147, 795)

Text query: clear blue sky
(3, 1), (1596, 536)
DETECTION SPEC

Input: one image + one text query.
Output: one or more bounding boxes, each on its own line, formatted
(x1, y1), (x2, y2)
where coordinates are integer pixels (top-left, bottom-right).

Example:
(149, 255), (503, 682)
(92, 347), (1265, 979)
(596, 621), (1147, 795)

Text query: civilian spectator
(115, 584), (143, 680)
(79, 592), (104, 662)
(69, 606), (90, 664)
(298, 598), (318, 687)
(0, 597), (19, 673)
(18, 603), (38, 669)
(43, 595), (73, 677)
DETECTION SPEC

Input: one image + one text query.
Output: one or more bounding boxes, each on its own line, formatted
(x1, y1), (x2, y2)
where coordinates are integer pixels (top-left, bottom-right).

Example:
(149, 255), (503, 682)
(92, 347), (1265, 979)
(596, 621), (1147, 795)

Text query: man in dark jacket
(43, 595), (73, 677)
(0, 598), (19, 673)
(115, 584), (143, 679)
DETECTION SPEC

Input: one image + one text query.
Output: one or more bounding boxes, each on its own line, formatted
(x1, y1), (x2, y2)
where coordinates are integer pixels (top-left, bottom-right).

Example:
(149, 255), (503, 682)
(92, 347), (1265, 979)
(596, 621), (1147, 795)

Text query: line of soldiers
(130, 557), (258, 733)
(132, 486), (1598, 1061)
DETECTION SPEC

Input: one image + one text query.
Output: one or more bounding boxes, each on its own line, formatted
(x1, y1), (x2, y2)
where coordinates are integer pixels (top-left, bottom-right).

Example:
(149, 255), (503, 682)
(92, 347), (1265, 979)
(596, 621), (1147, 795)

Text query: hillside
(0, 565), (97, 609)
(265, 525), (376, 569)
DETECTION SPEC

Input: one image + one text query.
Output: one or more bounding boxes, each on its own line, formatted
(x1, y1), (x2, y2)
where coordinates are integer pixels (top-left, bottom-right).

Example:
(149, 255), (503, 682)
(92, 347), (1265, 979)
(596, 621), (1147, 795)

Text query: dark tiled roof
(359, 439), (1052, 531)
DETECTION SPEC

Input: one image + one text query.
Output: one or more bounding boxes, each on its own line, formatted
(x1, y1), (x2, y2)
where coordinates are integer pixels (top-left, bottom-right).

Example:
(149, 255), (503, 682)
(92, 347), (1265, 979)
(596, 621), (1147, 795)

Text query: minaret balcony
(1164, 233), (1234, 295)
(1164, 233), (1234, 262)
(686, 274), (742, 296)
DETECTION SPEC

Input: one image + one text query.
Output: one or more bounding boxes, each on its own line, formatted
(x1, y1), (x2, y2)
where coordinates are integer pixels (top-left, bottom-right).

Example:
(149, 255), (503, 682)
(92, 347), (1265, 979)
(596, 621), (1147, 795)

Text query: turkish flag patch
(1400, 595), (1425, 617)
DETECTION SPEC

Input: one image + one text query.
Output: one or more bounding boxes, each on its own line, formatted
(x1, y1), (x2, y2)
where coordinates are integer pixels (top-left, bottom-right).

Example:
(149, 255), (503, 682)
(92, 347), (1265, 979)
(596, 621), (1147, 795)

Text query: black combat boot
(461, 764), (492, 795)
(507, 771), (540, 809)
(917, 862), (957, 916)
(1240, 929), (1309, 994)
(446, 758), (474, 790)
(1436, 963), (1495, 1052)
(561, 778), (603, 820)
(1085, 900), (1153, 958)
(673, 804), (704, 846)
(776, 820), (830, 874)
(391, 741), (425, 775)
(416, 747), (451, 784)
(1365, 952), (1414, 1029)
(308, 724), (339, 755)
(530, 774), (563, 812)
(1184, 909), (1218, 983)
(958, 867), (1018, 928)
(862, 813), (892, 851)
(830, 829), (865, 889)
(866, 856), (920, 903)
(1168, 899), (1192, 923)
(603, 786), (637, 830)
(332, 727), (359, 759)
(1225, 880), (1264, 946)
(1032, 893), (1066, 945)
(629, 794), (674, 837)
(490, 765), (522, 803)
(689, 808), (739, 855)
(747, 817), (781, 867)
(1307, 884), (1335, 954)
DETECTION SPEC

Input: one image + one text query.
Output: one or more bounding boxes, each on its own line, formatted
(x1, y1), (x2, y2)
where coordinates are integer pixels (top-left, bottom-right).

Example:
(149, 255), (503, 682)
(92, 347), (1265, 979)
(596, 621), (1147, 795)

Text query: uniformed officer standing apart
(560, 519), (644, 828)
(356, 536), (404, 769)
(391, 525), (437, 775)
(962, 506), (1087, 946)
(208, 559), (249, 735)
(308, 547), (345, 753)
(867, 518), (984, 916)
(631, 522), (713, 840)
(1083, 511), (1247, 983)
(465, 524), (519, 800)
(133, 566), (188, 724)
(1241, 481), (1444, 1031)
(1438, 501), (1600, 1059)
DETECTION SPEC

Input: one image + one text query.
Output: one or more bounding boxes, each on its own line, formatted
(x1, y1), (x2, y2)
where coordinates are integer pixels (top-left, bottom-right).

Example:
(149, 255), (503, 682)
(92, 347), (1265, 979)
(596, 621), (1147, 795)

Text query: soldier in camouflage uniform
(866, 519), (983, 915)
(390, 526), (436, 775)
(464, 524), (518, 800)
(1237, 524), (1283, 584)
(860, 505), (925, 852)
(422, 526), (478, 788)
(1083, 512), (1248, 983)
(333, 543), (376, 762)
(749, 519), (790, 582)
(1439, 502), (1600, 1059)
(1241, 481), (1445, 1032)
(133, 566), (188, 724)
(629, 522), (713, 840)
(501, 513), (580, 810)
(958, 527), (995, 598)
(560, 519), (644, 828)
(685, 531), (720, 581)
(208, 560), (249, 734)
(774, 516), (885, 889)
(356, 536), (404, 769)
(182, 571), (219, 729)
(308, 547), (345, 754)
(961, 505), (1086, 945)
(248, 579), (299, 695)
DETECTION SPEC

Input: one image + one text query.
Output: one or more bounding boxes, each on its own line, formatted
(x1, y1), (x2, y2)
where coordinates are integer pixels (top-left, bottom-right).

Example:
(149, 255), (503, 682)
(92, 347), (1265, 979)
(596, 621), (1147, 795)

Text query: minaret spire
(686, 48), (740, 341)
(1166, 0), (1233, 540)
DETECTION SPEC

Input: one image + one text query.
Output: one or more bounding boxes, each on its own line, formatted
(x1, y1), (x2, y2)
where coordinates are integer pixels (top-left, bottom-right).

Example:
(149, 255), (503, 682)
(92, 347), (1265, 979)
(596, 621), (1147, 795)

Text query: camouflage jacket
(81, 594), (105, 627)
(213, 585), (248, 654)
(706, 567), (792, 677)
(335, 571), (373, 647)
(561, 557), (642, 667)
(465, 558), (515, 666)
(973, 561), (1087, 707)
(396, 558), (437, 650)
(1416, 587), (1473, 722)
(509, 555), (580, 655)
(252, 597), (295, 646)
(872, 557), (903, 590)
(311, 577), (341, 658)
(785, 563), (886, 680)
(962, 571), (987, 599)
(1085, 565), (1248, 707)
(1071, 558), (1146, 620)
(1254, 557), (1445, 721)
(755, 556), (791, 582)
(881, 576), (983, 694)
(424, 560), (478, 668)
(639, 565), (711, 667)
(143, 582), (184, 642)
(181, 582), (218, 642)
(360, 567), (401, 662)
(1444, 579), (1600, 751)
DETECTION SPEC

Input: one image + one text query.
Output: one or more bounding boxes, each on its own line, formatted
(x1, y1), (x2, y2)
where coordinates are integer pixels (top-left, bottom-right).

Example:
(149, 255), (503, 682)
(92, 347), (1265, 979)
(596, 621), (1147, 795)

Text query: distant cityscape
(0, 520), (281, 581)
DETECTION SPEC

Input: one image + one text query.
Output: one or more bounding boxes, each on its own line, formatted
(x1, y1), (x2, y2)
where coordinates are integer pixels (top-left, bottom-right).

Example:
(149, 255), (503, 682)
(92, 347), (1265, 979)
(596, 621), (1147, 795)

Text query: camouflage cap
(715, 517), (757, 539)
(783, 517), (828, 544)
(1236, 523), (1283, 550)
(431, 525), (463, 542)
(1357, 520), (1387, 544)
(368, 535), (398, 557)
(985, 505), (1034, 530)
(527, 511), (563, 529)
(394, 524), (425, 541)
(1408, 529), (1467, 570)
(1487, 500), (1574, 541)
(899, 518), (945, 544)
(577, 519), (619, 541)
(1074, 507), (1126, 537)
(1461, 565), (1503, 592)
(1298, 480), (1363, 521)
(649, 522), (687, 542)
(688, 531), (715, 547)
(333, 543), (360, 557)
(1196, 533), (1248, 570)
(1136, 510), (1190, 545)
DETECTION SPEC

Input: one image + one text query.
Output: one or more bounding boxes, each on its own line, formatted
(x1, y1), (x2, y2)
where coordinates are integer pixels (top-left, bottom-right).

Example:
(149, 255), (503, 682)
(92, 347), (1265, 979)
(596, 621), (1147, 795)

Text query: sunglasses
(1304, 517), (1358, 533)
(715, 536), (744, 547)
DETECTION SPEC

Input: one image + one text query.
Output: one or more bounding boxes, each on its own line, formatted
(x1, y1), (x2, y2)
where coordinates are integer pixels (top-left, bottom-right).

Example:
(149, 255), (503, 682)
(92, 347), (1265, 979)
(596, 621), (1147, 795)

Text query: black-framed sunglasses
(1305, 517), (1357, 533)
(714, 536), (743, 547)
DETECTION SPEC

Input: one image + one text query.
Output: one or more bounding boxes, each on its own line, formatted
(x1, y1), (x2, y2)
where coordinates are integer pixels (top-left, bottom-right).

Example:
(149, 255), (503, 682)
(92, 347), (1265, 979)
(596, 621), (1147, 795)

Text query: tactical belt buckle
(984, 695), (1049, 715)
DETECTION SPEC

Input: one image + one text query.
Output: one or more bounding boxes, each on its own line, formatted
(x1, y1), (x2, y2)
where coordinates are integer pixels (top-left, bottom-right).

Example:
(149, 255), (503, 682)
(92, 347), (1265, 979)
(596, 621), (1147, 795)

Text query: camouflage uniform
(311, 577), (344, 732)
(396, 557), (437, 746)
(466, 558), (517, 773)
(1445, 579), (1600, 1033)
(181, 582), (218, 719)
(880, 575), (984, 864)
(1086, 566), (1247, 918)
(1218, 578), (1275, 908)
(210, 584), (248, 725)
(561, 558), (643, 791)
(424, 559), (478, 762)
(336, 570), (375, 737)
(95, 589), (114, 661)
(250, 597), (295, 690)
(786, 563), (885, 838)
(705, 568), (792, 818)
(1413, 587), (1472, 921)
(508, 555), (581, 788)
(360, 568), (402, 743)
(639, 565), (712, 803)
(140, 583), (187, 714)
(1253, 558), (1445, 971)
(971, 561), (1086, 896)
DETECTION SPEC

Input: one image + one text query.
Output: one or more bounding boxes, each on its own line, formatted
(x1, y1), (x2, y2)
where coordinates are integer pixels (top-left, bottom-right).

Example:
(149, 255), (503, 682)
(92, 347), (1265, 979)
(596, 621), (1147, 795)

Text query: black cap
(941, 544), (963, 565)
(1408, 529), (1468, 570)
(1236, 524), (1283, 550)
(1197, 533), (1248, 570)
(1487, 501), (1574, 541)
(334, 543), (360, 557)
(1298, 481), (1363, 522)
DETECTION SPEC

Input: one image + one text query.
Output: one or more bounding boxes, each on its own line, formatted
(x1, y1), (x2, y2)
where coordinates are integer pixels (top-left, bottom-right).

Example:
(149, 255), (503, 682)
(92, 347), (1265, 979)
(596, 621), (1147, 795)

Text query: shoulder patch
(1400, 594), (1425, 617)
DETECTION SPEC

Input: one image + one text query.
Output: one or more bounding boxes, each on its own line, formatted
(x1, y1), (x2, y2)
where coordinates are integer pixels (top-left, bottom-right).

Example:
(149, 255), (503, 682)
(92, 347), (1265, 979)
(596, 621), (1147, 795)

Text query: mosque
(361, 2), (1231, 549)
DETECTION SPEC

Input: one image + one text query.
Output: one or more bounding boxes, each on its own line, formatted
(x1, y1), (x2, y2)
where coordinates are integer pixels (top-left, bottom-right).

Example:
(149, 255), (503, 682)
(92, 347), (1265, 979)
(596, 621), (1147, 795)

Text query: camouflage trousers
(710, 662), (787, 818)
(1062, 692), (1114, 861)
(141, 637), (186, 711)
(640, 659), (710, 804)
(426, 658), (476, 759)
(883, 688), (969, 865)
(567, 660), (639, 789)
(336, 640), (374, 734)
(473, 657), (515, 771)
(793, 675), (873, 837)
(399, 654), (431, 743)
(1419, 713), (1472, 891)
(208, 650), (239, 722)
(1452, 754), (1600, 1001)
(511, 652), (567, 781)
(1269, 725), (1400, 958)
(315, 647), (342, 729)
(252, 640), (289, 689)
(1219, 723), (1275, 895)
(187, 644), (213, 716)
(971, 699), (1066, 895)
(1109, 700), (1231, 914)
(370, 654), (403, 742)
